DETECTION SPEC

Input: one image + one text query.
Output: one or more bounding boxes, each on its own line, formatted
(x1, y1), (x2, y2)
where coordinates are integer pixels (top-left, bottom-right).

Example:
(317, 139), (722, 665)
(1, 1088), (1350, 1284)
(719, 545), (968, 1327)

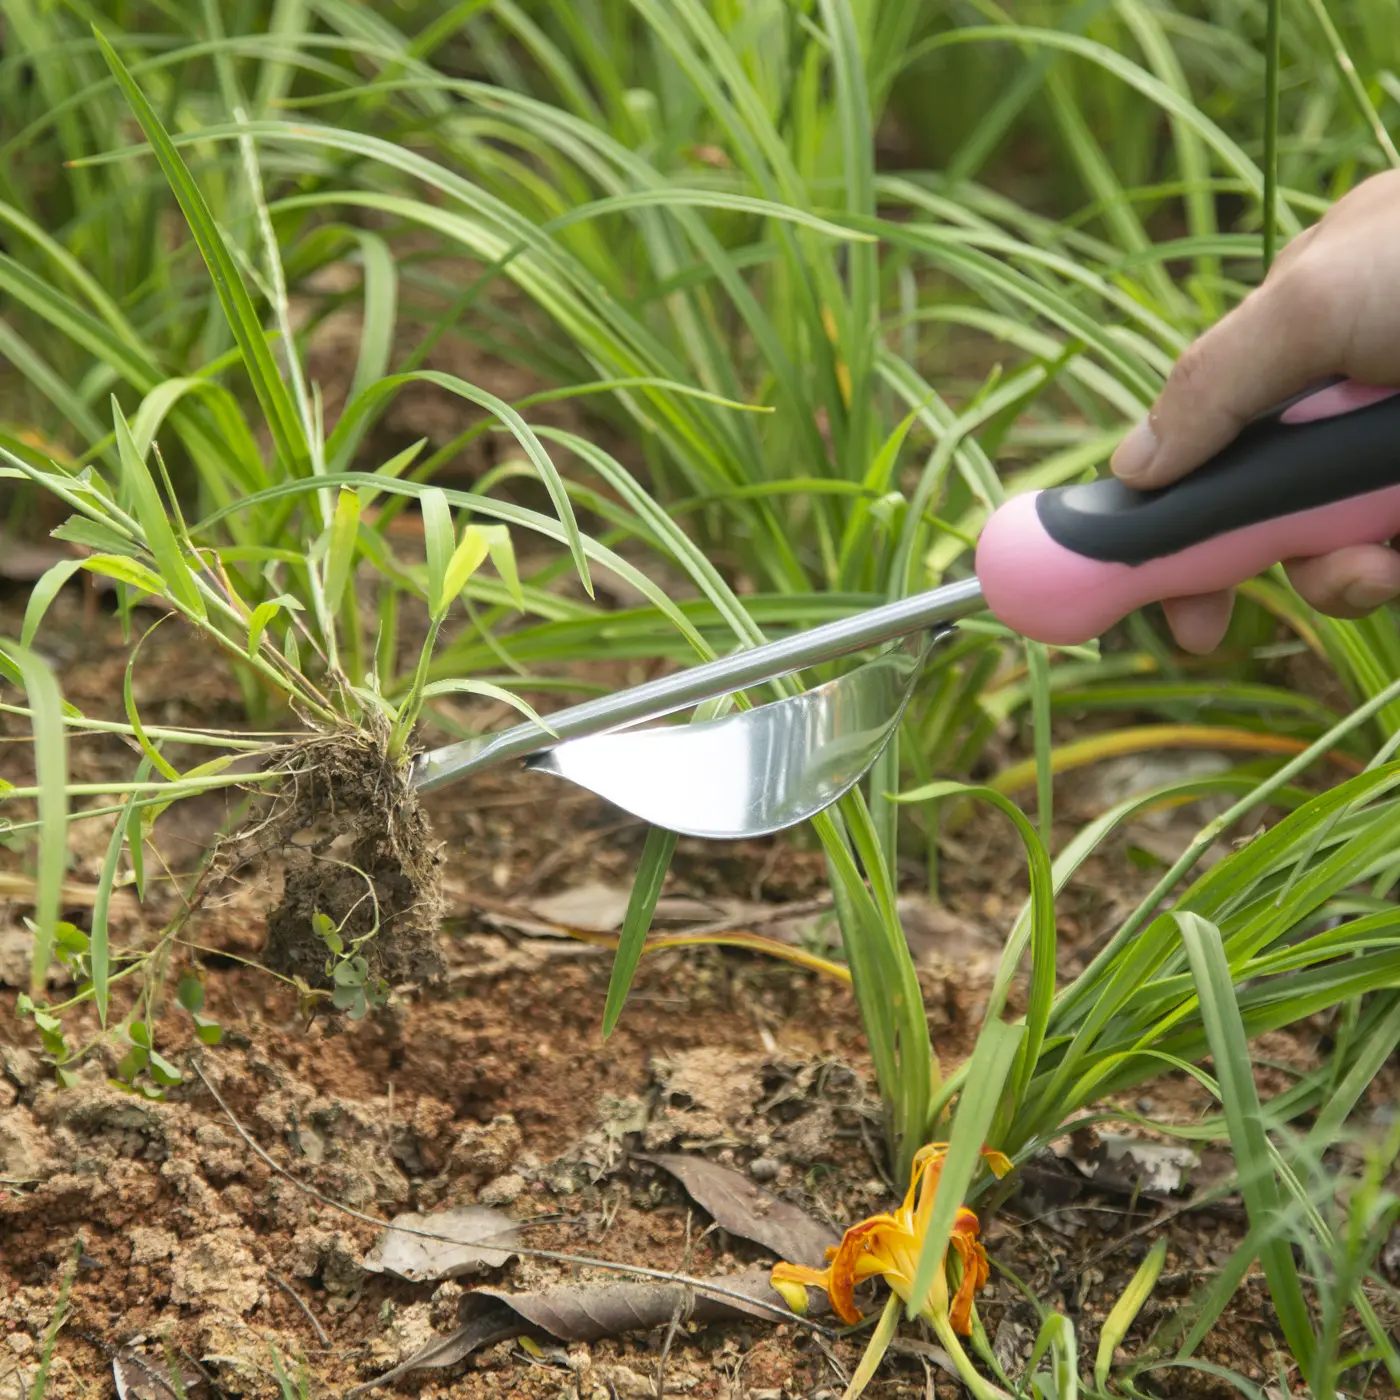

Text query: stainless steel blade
(412, 576), (985, 794)
(520, 629), (940, 838)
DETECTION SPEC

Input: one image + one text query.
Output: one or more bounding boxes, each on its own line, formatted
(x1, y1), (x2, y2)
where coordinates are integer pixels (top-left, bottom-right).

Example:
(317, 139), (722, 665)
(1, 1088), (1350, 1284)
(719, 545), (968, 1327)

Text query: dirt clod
(449, 1112), (524, 1185)
(257, 724), (446, 990)
(169, 1233), (265, 1315)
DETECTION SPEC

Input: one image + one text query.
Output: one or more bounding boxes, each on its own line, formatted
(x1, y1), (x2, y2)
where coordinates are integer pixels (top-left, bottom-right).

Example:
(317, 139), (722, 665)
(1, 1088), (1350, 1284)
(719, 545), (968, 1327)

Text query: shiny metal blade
(412, 576), (984, 793)
(520, 630), (940, 839)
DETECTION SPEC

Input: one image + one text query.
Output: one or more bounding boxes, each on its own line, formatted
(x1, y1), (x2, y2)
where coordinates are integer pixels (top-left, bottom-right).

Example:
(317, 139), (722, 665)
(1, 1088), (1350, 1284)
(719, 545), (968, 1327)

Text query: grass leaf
(441, 526), (492, 610)
(602, 825), (678, 1038)
(1095, 1235), (1167, 1389)
(91, 764), (151, 1027)
(419, 487), (455, 619)
(1175, 911), (1317, 1386)
(92, 27), (308, 476)
(322, 487), (361, 614)
(21, 558), (86, 648)
(907, 1017), (1023, 1320)
(0, 640), (68, 994)
(112, 401), (206, 621)
(483, 526), (524, 610)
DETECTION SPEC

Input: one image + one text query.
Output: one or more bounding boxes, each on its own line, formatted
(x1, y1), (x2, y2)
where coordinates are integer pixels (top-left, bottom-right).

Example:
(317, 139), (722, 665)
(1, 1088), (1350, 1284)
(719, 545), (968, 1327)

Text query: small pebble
(748, 1156), (781, 1183)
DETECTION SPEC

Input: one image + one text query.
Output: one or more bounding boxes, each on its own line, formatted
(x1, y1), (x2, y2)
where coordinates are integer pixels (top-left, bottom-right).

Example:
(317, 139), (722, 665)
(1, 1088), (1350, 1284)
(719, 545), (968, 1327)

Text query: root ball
(259, 723), (446, 992)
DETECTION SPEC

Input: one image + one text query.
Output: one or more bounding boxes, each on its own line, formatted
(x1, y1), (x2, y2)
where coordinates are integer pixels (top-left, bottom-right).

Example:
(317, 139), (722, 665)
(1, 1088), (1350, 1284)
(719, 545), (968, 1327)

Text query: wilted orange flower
(770, 1143), (1011, 1335)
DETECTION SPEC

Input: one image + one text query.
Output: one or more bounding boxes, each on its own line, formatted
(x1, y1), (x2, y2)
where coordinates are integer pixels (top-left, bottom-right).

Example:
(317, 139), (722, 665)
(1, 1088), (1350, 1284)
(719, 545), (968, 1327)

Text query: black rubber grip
(1035, 382), (1400, 565)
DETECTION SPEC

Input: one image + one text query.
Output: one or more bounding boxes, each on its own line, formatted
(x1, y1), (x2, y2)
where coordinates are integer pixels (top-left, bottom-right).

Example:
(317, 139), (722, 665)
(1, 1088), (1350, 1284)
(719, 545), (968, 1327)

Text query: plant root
(257, 717), (446, 991)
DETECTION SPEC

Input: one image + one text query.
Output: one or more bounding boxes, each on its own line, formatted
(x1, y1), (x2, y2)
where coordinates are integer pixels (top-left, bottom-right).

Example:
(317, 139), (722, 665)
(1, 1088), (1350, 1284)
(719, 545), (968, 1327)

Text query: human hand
(1111, 169), (1400, 653)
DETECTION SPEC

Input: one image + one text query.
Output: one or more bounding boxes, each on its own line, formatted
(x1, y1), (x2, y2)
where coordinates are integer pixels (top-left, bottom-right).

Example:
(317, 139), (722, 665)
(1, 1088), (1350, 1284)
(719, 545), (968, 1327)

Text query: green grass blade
(602, 825), (678, 1038)
(1025, 641), (1054, 849)
(1096, 1235), (1167, 1390)
(21, 559), (86, 649)
(350, 230), (398, 401)
(1262, 0), (1281, 271)
(892, 780), (1055, 1111)
(1301, 0), (1400, 168)
(417, 679), (552, 731)
(419, 487), (454, 619)
(123, 638), (180, 783)
(112, 400), (206, 621)
(92, 27), (308, 476)
(1175, 911), (1316, 1386)
(322, 487), (360, 615)
(90, 764), (151, 1027)
(0, 640), (69, 994)
(906, 1017), (1023, 1321)
(843, 1294), (901, 1400)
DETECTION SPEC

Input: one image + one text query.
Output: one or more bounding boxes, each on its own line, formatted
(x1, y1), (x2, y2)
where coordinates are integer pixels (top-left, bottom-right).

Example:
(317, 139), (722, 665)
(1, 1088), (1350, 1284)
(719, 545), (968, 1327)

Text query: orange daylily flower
(770, 1143), (1011, 1335)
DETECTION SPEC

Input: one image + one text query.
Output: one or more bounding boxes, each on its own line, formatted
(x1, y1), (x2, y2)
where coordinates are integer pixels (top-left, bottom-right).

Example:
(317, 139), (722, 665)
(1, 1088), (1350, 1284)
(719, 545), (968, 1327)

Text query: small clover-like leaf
(331, 982), (360, 1010)
(177, 972), (205, 1013)
(148, 1052), (182, 1087)
(191, 1014), (223, 1047)
(54, 922), (89, 959)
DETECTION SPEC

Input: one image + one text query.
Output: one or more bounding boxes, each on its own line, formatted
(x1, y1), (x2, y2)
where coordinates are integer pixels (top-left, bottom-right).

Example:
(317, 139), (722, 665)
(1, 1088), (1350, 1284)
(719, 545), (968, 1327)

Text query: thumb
(1111, 271), (1345, 490)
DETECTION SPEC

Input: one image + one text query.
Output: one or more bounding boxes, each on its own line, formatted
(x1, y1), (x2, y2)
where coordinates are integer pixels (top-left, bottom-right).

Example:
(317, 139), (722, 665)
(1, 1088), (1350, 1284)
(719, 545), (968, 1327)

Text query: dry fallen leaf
(636, 1152), (839, 1267)
(362, 1204), (521, 1282)
(112, 1349), (204, 1400)
(1054, 1131), (1198, 1198)
(347, 1266), (822, 1394)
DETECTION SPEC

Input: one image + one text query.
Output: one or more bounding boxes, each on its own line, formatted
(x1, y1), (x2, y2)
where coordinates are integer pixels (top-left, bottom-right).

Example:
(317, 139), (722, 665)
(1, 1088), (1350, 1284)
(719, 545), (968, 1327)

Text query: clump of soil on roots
(254, 721), (447, 989)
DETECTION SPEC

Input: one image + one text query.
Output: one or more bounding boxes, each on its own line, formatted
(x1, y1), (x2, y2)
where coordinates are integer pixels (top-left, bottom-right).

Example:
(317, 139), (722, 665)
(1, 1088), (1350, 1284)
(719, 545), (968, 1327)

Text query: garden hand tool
(413, 379), (1400, 838)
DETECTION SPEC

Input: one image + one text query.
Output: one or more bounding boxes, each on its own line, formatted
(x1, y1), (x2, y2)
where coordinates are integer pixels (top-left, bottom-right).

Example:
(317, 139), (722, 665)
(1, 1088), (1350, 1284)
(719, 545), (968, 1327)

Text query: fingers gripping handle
(975, 381), (1400, 646)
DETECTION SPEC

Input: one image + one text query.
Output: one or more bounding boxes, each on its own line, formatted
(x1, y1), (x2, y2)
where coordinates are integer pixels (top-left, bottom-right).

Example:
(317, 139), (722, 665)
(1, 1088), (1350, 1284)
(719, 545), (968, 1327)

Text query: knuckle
(1271, 257), (1339, 331)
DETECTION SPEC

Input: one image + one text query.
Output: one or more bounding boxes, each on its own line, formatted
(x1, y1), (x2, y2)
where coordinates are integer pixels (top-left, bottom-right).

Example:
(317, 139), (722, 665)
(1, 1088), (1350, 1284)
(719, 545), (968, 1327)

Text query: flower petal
(826, 1218), (904, 1324)
(947, 1210), (991, 1335)
(981, 1147), (1014, 1179)
(905, 1143), (947, 1215)
(770, 1273), (815, 1316)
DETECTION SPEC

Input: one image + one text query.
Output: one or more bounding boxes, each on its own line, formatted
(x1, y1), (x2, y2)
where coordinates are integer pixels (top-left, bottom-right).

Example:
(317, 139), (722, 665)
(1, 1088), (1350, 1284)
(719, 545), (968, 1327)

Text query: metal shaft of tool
(411, 575), (986, 792)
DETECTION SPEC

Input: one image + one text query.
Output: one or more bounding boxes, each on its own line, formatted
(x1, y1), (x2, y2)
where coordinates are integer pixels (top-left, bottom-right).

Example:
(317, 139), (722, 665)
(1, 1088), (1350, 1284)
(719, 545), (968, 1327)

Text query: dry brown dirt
(0, 588), (1393, 1400)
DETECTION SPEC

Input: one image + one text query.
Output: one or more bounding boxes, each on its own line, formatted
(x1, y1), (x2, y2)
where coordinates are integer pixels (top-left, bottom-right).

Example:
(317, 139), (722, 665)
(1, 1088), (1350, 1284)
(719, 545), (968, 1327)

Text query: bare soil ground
(1, 579), (1395, 1400)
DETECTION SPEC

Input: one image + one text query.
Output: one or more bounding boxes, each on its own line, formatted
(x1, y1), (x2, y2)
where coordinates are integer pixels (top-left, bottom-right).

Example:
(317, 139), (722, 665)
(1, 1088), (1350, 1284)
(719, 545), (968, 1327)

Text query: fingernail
(1342, 578), (1400, 611)
(1112, 417), (1158, 482)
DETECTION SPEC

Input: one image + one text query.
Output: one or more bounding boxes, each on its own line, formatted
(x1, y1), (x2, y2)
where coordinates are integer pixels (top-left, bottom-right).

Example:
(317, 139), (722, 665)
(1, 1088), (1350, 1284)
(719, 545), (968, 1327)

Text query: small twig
(654, 1210), (696, 1398)
(589, 1186), (625, 1246)
(814, 1331), (852, 1390)
(188, 1058), (836, 1336)
(270, 1271), (331, 1348)
(1072, 1176), (1243, 1276)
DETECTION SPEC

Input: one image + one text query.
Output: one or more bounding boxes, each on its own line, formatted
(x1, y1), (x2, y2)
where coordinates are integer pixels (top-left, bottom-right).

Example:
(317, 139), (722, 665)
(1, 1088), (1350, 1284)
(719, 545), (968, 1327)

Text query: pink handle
(974, 483), (1400, 647)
